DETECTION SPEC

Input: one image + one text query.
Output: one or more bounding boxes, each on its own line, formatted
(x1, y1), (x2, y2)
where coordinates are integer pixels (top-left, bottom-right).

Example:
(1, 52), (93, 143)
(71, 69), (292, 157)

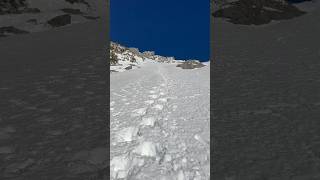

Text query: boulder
(176, 60), (206, 69)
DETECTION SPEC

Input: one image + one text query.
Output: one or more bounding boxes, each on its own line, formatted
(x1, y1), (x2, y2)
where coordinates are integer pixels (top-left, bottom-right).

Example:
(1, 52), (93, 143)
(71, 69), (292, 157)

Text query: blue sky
(110, 0), (210, 61)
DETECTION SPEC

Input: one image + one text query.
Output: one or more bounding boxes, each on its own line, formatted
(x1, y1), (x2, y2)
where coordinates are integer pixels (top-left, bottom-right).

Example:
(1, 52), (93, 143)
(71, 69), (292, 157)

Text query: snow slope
(110, 62), (210, 179)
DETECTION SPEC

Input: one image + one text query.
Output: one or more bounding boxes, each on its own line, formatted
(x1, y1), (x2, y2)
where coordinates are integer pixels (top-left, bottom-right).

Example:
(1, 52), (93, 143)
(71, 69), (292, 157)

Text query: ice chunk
(133, 141), (157, 157)
(115, 127), (139, 143)
(140, 117), (156, 127)
(131, 108), (147, 117)
(110, 154), (131, 179)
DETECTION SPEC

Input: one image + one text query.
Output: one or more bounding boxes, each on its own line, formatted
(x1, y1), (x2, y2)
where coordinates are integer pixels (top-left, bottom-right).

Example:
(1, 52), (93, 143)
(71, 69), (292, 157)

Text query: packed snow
(110, 58), (210, 179)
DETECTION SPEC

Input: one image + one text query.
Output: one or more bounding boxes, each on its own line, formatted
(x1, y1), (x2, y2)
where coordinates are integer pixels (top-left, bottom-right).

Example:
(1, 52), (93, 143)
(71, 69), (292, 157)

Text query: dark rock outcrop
(213, 0), (306, 25)
(47, 14), (72, 27)
(176, 61), (206, 69)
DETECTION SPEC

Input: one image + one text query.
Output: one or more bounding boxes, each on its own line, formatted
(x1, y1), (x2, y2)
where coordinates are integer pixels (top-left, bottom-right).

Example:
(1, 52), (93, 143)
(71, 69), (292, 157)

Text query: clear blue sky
(110, 0), (210, 61)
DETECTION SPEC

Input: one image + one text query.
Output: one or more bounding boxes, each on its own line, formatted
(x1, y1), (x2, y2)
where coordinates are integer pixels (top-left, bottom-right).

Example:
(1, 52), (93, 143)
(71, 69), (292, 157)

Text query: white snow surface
(110, 61), (210, 179)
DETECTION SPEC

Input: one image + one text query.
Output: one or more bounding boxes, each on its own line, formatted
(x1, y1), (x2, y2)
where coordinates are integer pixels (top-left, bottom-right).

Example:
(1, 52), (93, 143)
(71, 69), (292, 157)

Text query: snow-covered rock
(110, 41), (207, 73)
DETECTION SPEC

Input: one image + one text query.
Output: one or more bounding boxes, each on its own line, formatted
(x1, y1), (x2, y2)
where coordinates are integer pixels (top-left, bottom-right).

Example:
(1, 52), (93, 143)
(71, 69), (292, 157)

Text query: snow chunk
(152, 104), (164, 111)
(110, 154), (131, 179)
(131, 108), (147, 117)
(140, 117), (156, 127)
(110, 154), (145, 179)
(115, 127), (139, 143)
(133, 141), (157, 157)
(158, 98), (168, 103)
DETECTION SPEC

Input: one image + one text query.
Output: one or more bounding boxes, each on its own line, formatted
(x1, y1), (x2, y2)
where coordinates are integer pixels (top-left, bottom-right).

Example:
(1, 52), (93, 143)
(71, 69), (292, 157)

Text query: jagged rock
(143, 51), (155, 57)
(129, 48), (140, 54)
(47, 14), (72, 27)
(125, 65), (133, 70)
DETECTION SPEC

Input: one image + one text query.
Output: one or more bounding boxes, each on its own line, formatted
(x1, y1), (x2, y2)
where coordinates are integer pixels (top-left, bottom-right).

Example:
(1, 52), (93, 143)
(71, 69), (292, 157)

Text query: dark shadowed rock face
(213, 0), (306, 25)
(47, 14), (72, 27)
(176, 61), (206, 69)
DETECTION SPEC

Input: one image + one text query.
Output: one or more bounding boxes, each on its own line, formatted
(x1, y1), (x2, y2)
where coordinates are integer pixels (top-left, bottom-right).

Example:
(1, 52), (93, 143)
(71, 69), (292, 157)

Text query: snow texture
(111, 57), (210, 179)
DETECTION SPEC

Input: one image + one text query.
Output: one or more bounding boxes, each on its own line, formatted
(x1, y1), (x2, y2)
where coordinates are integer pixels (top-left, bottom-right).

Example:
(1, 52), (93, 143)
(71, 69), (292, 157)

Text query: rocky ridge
(110, 41), (206, 72)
